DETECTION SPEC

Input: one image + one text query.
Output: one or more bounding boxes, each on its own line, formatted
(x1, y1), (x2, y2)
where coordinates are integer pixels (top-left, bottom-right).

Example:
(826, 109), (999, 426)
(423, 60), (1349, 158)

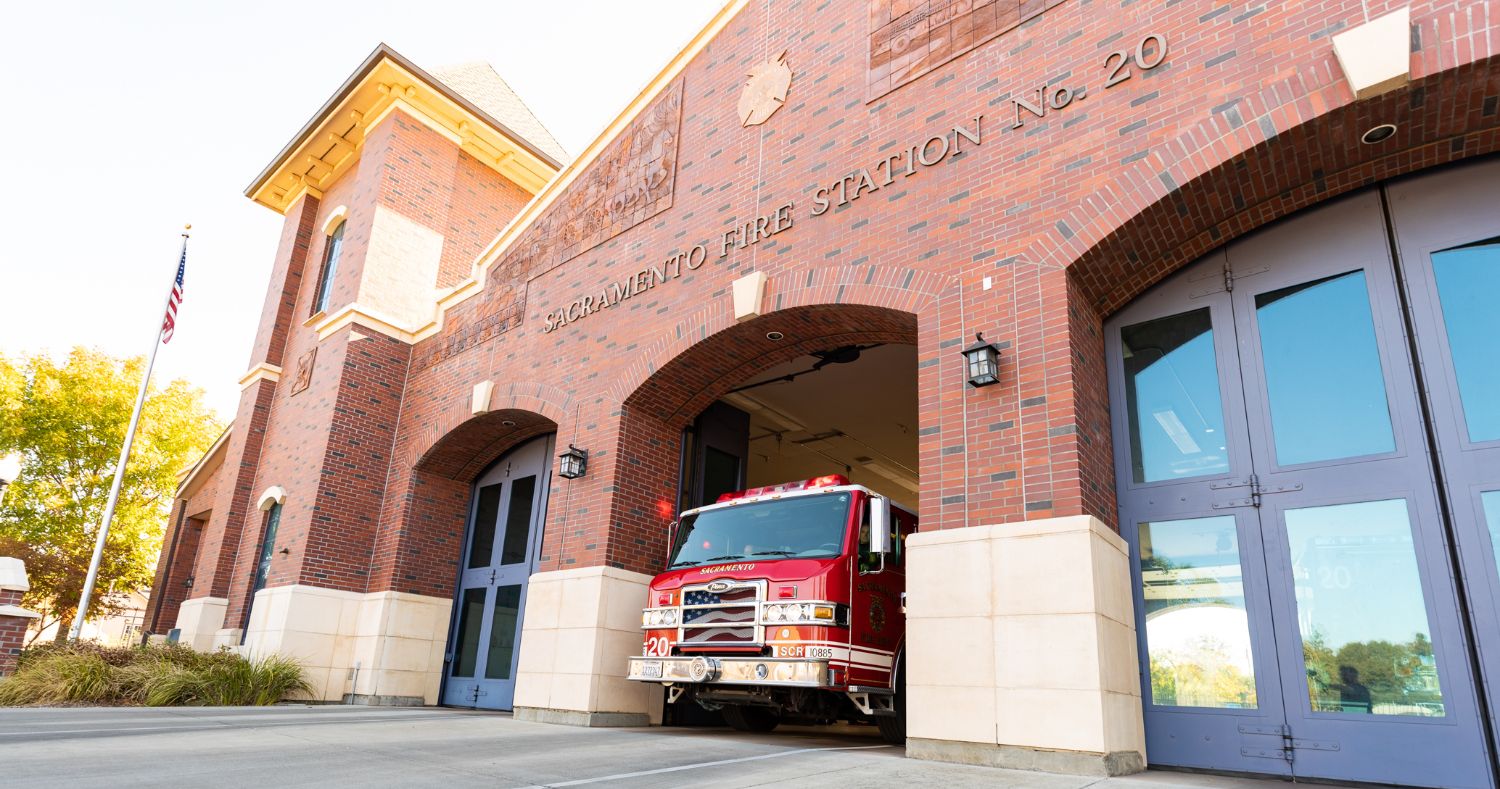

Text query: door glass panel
(1484, 491), (1500, 578)
(483, 585), (523, 680)
(252, 503), (283, 595)
(1285, 499), (1444, 717)
(1431, 238), (1500, 442)
(467, 483), (502, 569)
(1121, 308), (1231, 483)
(498, 476), (536, 566)
(451, 587), (487, 678)
(1255, 271), (1395, 466)
(1139, 516), (1257, 708)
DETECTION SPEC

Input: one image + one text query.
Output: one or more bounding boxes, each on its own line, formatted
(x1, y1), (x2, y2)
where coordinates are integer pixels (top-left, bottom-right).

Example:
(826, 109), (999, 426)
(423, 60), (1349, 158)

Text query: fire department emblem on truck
(738, 50), (792, 127)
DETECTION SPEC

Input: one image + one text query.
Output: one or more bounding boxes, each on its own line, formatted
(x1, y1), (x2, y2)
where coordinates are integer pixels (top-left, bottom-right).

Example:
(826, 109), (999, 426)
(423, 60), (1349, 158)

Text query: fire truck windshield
(668, 492), (852, 568)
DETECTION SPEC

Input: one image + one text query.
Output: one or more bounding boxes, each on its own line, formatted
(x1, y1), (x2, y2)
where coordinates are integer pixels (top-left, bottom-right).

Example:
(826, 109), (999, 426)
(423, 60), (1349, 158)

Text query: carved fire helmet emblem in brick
(738, 49), (793, 127)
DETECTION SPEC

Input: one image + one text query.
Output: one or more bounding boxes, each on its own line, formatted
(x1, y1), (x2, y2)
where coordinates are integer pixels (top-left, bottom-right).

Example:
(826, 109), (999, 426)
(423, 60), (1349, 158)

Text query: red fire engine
(626, 475), (915, 742)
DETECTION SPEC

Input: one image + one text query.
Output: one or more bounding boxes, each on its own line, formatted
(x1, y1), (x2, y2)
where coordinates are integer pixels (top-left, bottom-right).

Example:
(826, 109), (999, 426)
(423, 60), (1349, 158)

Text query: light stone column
(237, 584), (452, 705)
(904, 515), (1146, 776)
(513, 566), (664, 726)
(172, 596), (228, 653)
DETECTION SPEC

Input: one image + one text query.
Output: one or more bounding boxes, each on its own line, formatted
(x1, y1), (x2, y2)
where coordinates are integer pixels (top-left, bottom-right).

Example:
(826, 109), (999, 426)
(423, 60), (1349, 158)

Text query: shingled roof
(432, 62), (569, 164)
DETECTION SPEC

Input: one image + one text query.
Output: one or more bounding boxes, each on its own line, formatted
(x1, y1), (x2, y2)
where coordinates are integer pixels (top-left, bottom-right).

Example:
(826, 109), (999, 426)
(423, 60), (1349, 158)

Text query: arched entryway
(440, 433), (555, 710)
(611, 303), (923, 577)
(613, 302), (923, 729)
(1104, 157), (1500, 787)
(405, 407), (561, 711)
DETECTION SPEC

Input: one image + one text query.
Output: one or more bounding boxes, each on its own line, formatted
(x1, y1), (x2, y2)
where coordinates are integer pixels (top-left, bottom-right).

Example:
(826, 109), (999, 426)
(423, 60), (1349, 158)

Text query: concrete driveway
(0, 705), (1286, 788)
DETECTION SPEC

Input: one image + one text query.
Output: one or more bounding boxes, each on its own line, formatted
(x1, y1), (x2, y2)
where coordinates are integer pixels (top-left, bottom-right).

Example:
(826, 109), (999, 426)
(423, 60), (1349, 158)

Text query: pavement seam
(522, 744), (894, 788)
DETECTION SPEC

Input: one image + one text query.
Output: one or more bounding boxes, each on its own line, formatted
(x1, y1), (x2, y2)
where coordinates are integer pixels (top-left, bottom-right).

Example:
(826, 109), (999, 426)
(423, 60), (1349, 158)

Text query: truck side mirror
(869, 496), (892, 555)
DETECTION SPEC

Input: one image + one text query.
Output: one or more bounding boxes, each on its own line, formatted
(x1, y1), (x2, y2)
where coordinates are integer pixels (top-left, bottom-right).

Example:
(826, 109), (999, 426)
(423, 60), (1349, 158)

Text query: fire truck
(625, 475), (915, 742)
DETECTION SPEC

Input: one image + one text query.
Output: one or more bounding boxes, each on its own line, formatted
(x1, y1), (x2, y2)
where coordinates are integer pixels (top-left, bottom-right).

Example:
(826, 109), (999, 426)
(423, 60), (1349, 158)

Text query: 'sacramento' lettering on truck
(698, 563), (757, 574)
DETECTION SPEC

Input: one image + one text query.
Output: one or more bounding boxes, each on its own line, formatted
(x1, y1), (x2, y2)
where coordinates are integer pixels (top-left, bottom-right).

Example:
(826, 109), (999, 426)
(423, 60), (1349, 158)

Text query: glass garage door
(1107, 158), (1500, 788)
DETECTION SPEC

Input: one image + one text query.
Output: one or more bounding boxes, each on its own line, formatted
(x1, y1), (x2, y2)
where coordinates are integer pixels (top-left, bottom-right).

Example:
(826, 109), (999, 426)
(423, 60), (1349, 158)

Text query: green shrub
(0, 652), (117, 705)
(0, 642), (311, 707)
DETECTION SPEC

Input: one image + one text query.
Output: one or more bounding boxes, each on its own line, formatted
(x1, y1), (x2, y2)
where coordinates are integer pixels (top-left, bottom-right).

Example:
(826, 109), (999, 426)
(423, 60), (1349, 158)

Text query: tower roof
(245, 43), (565, 213)
(430, 62), (568, 164)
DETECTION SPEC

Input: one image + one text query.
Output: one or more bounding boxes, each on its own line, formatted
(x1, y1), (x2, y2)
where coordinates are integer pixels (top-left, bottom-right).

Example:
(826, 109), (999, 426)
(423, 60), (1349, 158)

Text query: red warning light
(716, 475), (851, 503)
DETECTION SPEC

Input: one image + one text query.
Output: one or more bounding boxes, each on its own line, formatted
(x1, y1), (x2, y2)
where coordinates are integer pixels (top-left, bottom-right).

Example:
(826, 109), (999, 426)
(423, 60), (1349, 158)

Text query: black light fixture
(558, 444), (589, 479)
(961, 333), (1002, 388)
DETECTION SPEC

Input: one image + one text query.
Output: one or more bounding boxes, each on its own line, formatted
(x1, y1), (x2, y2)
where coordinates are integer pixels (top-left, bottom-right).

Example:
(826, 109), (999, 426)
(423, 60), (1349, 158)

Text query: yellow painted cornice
(238, 362), (282, 389)
(245, 43), (564, 214)
(175, 424), (233, 498)
(312, 303), (421, 344)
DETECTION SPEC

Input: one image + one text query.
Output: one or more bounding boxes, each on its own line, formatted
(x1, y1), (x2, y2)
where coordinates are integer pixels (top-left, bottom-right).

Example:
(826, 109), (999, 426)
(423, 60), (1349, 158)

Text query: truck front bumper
(626, 656), (832, 687)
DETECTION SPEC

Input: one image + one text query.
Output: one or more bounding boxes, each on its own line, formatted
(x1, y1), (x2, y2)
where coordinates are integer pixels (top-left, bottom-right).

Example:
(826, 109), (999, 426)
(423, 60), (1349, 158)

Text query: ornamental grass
(0, 641), (310, 707)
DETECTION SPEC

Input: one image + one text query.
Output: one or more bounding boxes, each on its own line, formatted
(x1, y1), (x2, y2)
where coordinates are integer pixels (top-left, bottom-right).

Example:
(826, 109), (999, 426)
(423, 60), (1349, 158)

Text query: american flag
(161, 242), (186, 344)
(681, 585), (758, 643)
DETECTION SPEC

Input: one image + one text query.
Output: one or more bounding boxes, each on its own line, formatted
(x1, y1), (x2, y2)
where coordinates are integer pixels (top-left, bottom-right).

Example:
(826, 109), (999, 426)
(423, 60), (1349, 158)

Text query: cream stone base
(513, 566), (663, 726)
(211, 628), (244, 651)
(234, 585), (451, 704)
(172, 596), (227, 652)
(904, 515), (1146, 777)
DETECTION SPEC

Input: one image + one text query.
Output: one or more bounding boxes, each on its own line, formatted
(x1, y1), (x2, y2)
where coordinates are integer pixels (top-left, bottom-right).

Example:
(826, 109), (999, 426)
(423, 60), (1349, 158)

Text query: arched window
(312, 219), (346, 316)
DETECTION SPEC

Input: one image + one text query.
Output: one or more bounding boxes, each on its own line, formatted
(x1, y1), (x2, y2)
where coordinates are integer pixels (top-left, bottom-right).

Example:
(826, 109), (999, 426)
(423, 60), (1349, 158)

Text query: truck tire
(877, 661), (906, 745)
(722, 705), (780, 733)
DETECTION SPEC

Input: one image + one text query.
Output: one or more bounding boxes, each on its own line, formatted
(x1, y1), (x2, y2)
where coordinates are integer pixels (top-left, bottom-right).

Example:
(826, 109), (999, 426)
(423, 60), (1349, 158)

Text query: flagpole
(69, 227), (189, 641)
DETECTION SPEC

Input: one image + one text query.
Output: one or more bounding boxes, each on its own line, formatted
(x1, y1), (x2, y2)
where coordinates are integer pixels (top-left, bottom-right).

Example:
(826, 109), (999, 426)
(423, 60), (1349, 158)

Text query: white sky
(0, 0), (723, 420)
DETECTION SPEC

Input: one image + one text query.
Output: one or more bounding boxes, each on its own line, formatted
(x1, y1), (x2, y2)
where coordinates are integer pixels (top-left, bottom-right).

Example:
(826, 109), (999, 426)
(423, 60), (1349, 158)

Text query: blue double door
(442, 435), (554, 710)
(1107, 158), (1500, 787)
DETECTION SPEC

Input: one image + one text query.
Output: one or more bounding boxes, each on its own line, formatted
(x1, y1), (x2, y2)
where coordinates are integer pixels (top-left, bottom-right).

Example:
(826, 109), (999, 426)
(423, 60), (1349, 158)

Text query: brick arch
(412, 410), (559, 483)
(1039, 27), (1499, 313)
(611, 264), (953, 425)
(410, 380), (572, 484)
(367, 383), (569, 597)
(602, 295), (943, 575)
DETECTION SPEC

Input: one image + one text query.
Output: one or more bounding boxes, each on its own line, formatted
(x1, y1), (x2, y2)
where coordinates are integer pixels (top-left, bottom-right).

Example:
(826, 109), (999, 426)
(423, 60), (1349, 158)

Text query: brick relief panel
(867, 0), (1067, 98)
(414, 79), (685, 370)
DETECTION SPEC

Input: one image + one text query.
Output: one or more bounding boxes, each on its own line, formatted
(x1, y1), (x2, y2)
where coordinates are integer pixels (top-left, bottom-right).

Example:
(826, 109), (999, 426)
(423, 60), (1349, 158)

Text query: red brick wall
(144, 508), (207, 636)
(373, 0), (1499, 585)
(145, 444), (223, 635)
(0, 588), (28, 675)
(191, 189), (320, 603)
(170, 0), (1500, 616)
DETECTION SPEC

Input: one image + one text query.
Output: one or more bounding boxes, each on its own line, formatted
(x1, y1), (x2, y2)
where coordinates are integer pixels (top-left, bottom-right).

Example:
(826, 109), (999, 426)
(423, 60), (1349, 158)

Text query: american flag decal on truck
(679, 580), (763, 646)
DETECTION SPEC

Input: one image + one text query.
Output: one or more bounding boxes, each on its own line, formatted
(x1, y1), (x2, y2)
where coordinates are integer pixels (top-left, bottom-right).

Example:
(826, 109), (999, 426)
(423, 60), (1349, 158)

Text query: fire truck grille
(679, 580), (763, 647)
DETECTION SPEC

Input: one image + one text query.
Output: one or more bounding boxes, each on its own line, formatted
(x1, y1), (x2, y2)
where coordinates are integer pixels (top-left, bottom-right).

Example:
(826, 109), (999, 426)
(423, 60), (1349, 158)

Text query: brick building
(148, 1), (1500, 784)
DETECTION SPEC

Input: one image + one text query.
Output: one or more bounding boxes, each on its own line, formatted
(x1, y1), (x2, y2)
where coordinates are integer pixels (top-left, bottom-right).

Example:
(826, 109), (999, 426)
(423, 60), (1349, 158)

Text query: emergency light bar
(716, 474), (850, 503)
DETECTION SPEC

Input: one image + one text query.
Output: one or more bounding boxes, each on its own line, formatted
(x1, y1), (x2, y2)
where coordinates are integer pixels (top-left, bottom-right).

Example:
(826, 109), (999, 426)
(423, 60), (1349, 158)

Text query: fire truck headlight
(761, 602), (838, 625)
(642, 608), (678, 627)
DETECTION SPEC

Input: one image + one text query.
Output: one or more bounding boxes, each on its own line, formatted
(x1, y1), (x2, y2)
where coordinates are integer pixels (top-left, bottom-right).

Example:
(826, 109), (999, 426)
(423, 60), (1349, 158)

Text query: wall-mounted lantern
(961, 333), (1002, 388)
(558, 444), (589, 479)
